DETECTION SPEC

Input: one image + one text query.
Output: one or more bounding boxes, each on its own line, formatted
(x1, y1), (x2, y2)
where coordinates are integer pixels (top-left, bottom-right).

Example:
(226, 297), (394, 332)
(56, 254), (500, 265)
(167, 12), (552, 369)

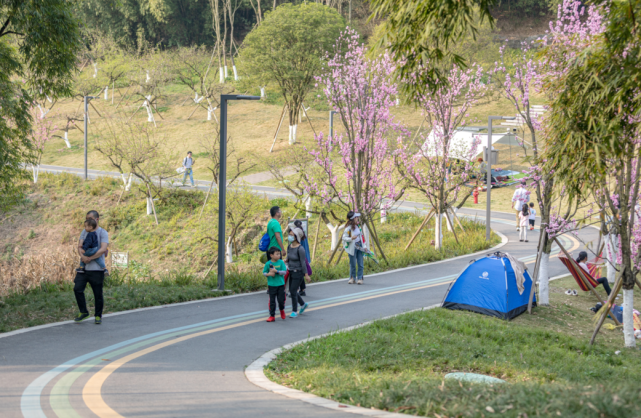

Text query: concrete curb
(246, 272), (571, 417)
(0, 229), (508, 340)
(245, 305), (440, 418)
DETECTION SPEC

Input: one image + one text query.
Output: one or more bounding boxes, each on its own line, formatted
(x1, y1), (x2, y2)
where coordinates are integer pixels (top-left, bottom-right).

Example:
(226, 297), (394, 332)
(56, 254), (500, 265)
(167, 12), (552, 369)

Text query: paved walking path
(0, 165), (596, 418)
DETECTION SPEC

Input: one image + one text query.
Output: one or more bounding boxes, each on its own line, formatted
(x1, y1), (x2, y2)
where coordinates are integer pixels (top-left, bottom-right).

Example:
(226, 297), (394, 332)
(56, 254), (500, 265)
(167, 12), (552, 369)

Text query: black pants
(288, 270), (306, 312)
(74, 270), (105, 317)
(597, 278), (612, 296)
(268, 285), (285, 316)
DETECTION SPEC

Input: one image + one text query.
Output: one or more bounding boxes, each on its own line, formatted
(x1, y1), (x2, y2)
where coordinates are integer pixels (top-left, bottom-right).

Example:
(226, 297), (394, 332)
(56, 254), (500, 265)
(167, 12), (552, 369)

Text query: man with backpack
(181, 151), (196, 187)
(262, 206), (285, 260)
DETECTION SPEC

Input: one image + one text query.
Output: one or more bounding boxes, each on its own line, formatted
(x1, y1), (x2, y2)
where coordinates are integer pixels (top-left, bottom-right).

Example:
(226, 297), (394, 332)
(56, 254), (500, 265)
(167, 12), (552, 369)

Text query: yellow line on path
(82, 281), (446, 417)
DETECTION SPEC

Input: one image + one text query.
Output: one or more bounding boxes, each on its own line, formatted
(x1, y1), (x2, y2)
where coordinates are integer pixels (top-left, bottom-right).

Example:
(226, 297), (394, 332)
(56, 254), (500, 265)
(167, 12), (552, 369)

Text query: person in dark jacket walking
(285, 227), (310, 318)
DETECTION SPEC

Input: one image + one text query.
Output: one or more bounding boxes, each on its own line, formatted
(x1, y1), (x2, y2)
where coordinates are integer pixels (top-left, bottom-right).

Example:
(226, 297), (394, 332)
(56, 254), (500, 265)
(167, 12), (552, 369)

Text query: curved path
(1, 171), (596, 417)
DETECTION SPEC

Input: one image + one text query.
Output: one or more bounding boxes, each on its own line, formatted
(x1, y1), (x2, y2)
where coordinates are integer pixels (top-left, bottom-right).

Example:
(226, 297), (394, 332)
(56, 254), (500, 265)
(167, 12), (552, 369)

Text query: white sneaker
(565, 290), (573, 296)
(357, 279), (363, 285)
(348, 278), (355, 284)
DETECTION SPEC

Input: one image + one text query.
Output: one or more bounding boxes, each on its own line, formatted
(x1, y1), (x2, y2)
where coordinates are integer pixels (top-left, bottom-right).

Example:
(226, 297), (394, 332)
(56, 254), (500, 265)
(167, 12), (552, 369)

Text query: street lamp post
(84, 96), (97, 180)
(486, 116), (515, 241)
(329, 110), (338, 139)
(218, 94), (260, 291)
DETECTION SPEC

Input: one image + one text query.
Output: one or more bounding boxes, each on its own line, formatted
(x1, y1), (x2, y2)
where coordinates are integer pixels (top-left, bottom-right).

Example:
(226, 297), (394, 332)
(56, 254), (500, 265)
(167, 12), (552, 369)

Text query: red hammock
(559, 256), (600, 292)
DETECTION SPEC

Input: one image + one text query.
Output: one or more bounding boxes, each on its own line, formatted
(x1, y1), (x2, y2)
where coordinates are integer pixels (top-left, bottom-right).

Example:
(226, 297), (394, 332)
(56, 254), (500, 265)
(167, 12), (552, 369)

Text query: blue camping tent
(442, 255), (536, 320)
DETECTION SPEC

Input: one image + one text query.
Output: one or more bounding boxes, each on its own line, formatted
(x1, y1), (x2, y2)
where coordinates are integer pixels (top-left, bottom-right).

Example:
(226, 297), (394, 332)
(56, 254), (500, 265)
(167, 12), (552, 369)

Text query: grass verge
(267, 277), (641, 417)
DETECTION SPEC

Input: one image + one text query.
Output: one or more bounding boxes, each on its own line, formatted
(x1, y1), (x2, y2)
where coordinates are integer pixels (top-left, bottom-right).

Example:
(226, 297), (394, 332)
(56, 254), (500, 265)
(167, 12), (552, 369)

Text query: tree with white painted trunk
(396, 64), (486, 250)
(127, 53), (171, 125)
(225, 0), (242, 81)
(171, 46), (231, 122)
(239, 3), (345, 145)
(306, 29), (406, 262)
(94, 115), (178, 224)
(541, 0), (641, 347)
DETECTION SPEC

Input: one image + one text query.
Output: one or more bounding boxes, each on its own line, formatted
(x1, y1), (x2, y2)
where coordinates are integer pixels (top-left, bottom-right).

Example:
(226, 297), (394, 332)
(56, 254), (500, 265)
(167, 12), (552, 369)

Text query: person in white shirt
(511, 181), (530, 231)
(528, 202), (536, 231)
(576, 251), (611, 295)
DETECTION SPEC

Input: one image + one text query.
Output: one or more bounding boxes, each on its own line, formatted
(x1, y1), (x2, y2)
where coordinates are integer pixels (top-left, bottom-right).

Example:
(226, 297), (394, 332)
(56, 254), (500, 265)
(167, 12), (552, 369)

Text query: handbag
(176, 167), (186, 174)
(306, 258), (312, 276)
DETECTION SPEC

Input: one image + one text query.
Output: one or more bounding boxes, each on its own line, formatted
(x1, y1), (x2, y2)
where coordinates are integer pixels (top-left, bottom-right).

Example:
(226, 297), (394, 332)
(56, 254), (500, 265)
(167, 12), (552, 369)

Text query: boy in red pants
(263, 247), (287, 322)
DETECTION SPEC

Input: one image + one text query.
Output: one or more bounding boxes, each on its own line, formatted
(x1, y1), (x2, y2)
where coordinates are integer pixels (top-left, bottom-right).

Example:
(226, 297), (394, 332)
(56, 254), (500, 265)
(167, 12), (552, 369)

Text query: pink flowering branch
(305, 29), (406, 225)
(396, 64), (486, 217)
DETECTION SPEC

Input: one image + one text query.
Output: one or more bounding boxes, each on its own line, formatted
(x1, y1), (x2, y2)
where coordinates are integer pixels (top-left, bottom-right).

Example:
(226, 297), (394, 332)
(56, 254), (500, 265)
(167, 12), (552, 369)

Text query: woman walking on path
(343, 211), (365, 285)
(293, 219), (310, 296)
(286, 227), (310, 318)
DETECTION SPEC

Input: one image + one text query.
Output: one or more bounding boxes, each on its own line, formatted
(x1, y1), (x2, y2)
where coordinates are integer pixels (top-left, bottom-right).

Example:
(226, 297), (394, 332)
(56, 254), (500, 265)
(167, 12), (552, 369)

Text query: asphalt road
(0, 205), (594, 418)
(1, 164), (596, 417)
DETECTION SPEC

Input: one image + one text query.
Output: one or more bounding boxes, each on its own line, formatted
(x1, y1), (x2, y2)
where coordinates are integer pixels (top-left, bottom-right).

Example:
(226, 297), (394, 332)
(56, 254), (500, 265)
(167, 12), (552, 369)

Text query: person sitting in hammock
(576, 251), (612, 296)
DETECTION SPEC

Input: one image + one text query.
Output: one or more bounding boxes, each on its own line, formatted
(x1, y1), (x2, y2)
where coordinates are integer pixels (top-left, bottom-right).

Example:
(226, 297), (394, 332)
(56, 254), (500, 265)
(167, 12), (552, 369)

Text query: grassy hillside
(39, 81), (542, 184)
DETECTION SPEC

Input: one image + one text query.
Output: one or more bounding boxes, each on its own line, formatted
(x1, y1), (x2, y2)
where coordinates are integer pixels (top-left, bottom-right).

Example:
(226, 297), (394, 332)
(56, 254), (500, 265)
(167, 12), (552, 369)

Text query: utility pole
(84, 96), (97, 180)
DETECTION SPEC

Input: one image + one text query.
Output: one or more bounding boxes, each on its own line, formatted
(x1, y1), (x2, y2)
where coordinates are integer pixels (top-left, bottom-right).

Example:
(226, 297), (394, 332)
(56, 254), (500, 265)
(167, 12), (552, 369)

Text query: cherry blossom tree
(396, 64), (486, 249)
(491, 43), (558, 302)
(305, 29), (406, 261)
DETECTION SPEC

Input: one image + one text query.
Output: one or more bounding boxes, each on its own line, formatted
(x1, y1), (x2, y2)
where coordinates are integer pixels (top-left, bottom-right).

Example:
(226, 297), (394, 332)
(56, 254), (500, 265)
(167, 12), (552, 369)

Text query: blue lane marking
(20, 233), (565, 418)
(19, 273), (459, 417)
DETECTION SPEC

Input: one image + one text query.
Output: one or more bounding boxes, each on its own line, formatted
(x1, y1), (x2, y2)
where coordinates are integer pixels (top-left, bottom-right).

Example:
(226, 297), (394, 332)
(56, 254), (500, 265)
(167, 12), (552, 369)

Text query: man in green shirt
(263, 246), (287, 322)
(267, 206), (285, 258)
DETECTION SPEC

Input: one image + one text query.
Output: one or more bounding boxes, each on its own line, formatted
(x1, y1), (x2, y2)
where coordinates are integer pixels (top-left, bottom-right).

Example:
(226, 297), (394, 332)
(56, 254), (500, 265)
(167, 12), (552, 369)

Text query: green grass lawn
(267, 277), (641, 417)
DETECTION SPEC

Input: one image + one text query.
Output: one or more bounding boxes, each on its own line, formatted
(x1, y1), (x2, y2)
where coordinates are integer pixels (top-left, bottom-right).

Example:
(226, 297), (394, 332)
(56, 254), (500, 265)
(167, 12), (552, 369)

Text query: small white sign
(112, 252), (129, 268)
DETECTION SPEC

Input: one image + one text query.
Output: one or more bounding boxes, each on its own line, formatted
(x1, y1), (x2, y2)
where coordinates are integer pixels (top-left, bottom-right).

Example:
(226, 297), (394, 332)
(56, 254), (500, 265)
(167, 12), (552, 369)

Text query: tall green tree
(541, 1), (641, 348)
(0, 0), (81, 212)
(369, 0), (496, 96)
(239, 3), (345, 145)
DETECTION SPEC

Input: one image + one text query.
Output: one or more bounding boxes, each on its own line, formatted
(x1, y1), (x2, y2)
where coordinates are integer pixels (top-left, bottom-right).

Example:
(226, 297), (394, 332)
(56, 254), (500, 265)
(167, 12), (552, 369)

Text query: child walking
(263, 247), (287, 322)
(528, 202), (536, 231)
(76, 218), (106, 273)
(519, 205), (530, 242)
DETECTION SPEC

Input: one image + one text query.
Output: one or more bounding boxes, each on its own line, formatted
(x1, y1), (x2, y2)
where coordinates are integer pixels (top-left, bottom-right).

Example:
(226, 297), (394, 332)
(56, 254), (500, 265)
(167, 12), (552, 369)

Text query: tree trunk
(623, 288), (636, 348)
(605, 233), (617, 284)
(288, 103), (299, 145)
(538, 252), (550, 305)
(434, 212), (443, 249)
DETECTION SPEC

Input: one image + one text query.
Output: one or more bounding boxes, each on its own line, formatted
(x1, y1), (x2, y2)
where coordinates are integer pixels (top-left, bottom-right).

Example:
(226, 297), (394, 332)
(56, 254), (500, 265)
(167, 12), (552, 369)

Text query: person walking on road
(293, 219), (310, 296)
(518, 205), (530, 242)
(511, 180), (530, 231)
(343, 211), (365, 285)
(267, 206), (285, 260)
(528, 202), (536, 231)
(74, 210), (109, 325)
(263, 247), (287, 322)
(286, 227), (310, 318)
(181, 151), (196, 187)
